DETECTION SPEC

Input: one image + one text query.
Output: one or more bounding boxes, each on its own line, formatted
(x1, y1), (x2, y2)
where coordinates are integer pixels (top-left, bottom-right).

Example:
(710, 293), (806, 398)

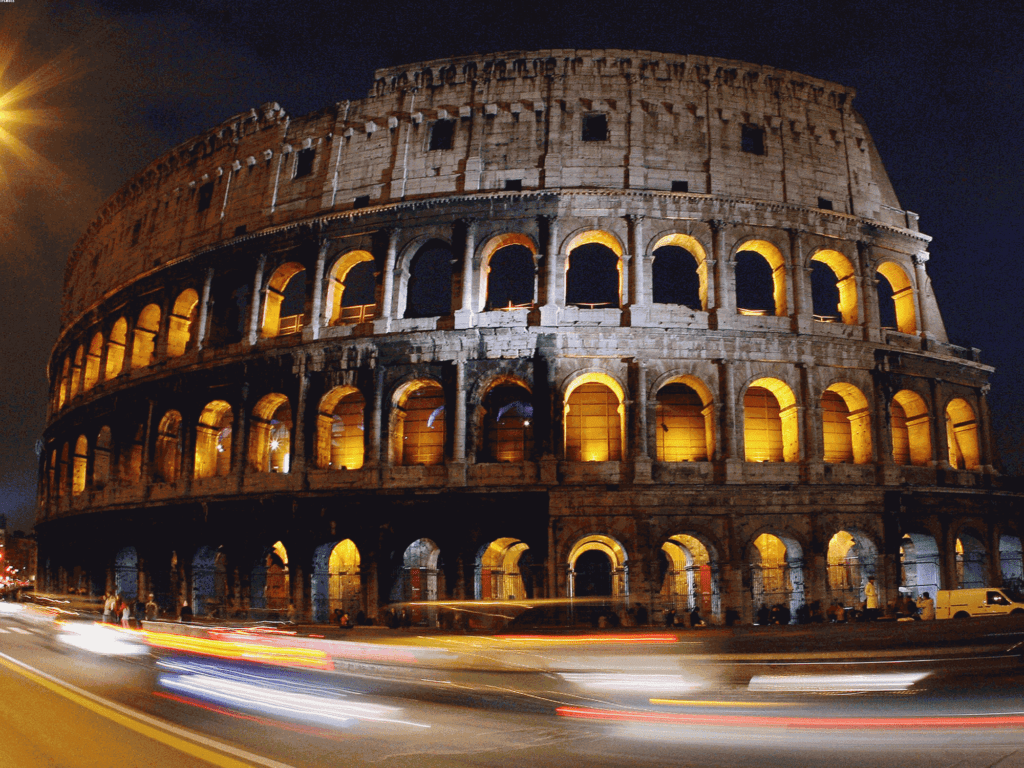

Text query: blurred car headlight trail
(144, 629), (331, 670)
(0, 602), (24, 615)
(57, 622), (149, 656)
(559, 672), (702, 695)
(747, 673), (930, 693)
(495, 633), (678, 646)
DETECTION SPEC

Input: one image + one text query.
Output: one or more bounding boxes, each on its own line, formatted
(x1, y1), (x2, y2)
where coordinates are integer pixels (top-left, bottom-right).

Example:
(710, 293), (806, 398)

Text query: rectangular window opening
(582, 113), (608, 142)
(234, 225), (247, 237)
(741, 124), (766, 156)
(817, 197), (833, 211)
(353, 195), (370, 209)
(197, 182), (214, 213)
(671, 180), (689, 193)
(504, 179), (523, 191)
(131, 221), (142, 246)
(429, 119), (455, 151)
(294, 147), (315, 179)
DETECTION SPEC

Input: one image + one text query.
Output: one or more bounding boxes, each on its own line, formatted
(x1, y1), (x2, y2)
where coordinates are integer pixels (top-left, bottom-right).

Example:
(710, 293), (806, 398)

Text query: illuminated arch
(83, 332), (103, 391)
(106, 318), (127, 379)
(999, 535), (1023, 585)
(826, 529), (878, 607)
(475, 538), (531, 600)
(194, 400), (233, 479)
(564, 372), (625, 462)
(956, 532), (988, 588)
(315, 386), (366, 470)
(821, 382), (872, 464)
(391, 380), (445, 466)
(744, 377), (798, 462)
(192, 545), (228, 617)
(660, 533), (720, 619)
(652, 233), (709, 310)
(311, 539), (362, 622)
(393, 538), (442, 605)
(480, 233), (537, 311)
(901, 532), (940, 598)
(154, 410), (183, 483)
(69, 345), (84, 398)
(326, 250), (376, 325)
(876, 261), (917, 335)
(132, 304), (161, 368)
(946, 398), (980, 470)
(261, 262), (306, 337)
(248, 394), (292, 473)
(250, 541), (290, 614)
(750, 532), (805, 620)
(567, 534), (629, 598)
(655, 375), (715, 462)
(891, 390), (932, 466)
(735, 239), (787, 317)
(72, 435), (88, 495)
(481, 378), (533, 463)
(94, 426), (112, 489)
(564, 230), (624, 309)
(57, 356), (70, 409)
(166, 288), (199, 357)
(810, 249), (858, 324)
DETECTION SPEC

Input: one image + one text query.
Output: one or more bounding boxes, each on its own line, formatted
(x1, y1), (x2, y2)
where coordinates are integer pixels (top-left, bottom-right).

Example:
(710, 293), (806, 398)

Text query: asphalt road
(2, 611), (1024, 767)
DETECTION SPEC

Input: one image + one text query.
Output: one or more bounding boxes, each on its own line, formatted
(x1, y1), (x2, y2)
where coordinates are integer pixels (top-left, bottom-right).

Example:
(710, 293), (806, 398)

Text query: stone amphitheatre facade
(38, 50), (1023, 624)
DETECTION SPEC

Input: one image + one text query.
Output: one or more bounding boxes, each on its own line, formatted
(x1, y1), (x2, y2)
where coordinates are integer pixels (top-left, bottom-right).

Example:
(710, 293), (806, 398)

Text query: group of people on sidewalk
(101, 592), (160, 628)
(824, 578), (936, 623)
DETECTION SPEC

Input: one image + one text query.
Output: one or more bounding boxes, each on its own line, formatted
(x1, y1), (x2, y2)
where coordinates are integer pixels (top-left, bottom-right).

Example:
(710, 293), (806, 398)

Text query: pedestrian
(134, 596), (145, 628)
(916, 591), (936, 621)
(102, 593), (113, 624)
(145, 593), (159, 621)
(120, 600), (131, 628)
(179, 600), (192, 623)
(865, 577), (879, 620)
(689, 606), (706, 628)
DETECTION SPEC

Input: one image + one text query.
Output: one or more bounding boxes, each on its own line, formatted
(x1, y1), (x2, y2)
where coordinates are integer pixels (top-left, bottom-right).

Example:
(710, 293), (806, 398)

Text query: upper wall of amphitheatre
(61, 49), (912, 328)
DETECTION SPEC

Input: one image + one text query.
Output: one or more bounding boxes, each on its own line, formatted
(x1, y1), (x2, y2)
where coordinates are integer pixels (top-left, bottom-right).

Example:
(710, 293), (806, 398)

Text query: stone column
(634, 361), (652, 483)
(370, 365), (385, 465)
(789, 229), (812, 333)
(453, 357), (467, 461)
(195, 267), (214, 352)
(246, 254), (267, 346)
(455, 219), (478, 329)
(234, 385), (251, 485)
(627, 214), (646, 308)
(978, 384), (996, 473)
(929, 379), (950, 469)
(539, 214), (561, 326)
(292, 360), (309, 475)
(307, 239), (330, 341)
(378, 228), (400, 333)
(709, 220), (735, 328)
(858, 241), (881, 342)
(913, 252), (931, 339)
(719, 359), (743, 482)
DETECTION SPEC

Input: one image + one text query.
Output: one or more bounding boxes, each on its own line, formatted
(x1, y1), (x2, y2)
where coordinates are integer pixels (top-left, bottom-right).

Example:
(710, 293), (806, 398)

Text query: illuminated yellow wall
(132, 304), (161, 368)
(248, 394), (292, 473)
(656, 381), (711, 461)
(194, 400), (233, 479)
(394, 381), (445, 466)
(326, 250), (375, 325)
(565, 375), (624, 462)
(83, 332), (103, 391)
(946, 398), (980, 470)
(69, 345), (83, 398)
(316, 387), (365, 469)
(166, 289), (199, 358)
(891, 390), (931, 466)
(736, 240), (787, 317)
(876, 262), (917, 335)
(105, 318), (127, 380)
(261, 262), (305, 338)
(744, 378), (798, 462)
(155, 410), (182, 483)
(753, 533), (788, 595)
(94, 426), (112, 489)
(821, 383), (872, 464)
(811, 249), (858, 325)
(72, 435), (88, 495)
(483, 381), (533, 463)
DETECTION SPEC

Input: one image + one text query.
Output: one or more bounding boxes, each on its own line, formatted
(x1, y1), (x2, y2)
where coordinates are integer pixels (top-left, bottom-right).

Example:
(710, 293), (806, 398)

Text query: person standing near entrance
(864, 577), (879, 620)
(916, 591), (936, 621)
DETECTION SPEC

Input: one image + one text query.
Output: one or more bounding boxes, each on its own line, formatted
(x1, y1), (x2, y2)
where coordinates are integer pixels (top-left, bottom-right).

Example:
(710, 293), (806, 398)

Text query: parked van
(935, 588), (1024, 619)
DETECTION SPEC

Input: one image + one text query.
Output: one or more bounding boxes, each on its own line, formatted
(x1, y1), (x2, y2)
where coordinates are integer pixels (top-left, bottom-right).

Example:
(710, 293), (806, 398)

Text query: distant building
(38, 50), (1024, 623)
(0, 524), (38, 590)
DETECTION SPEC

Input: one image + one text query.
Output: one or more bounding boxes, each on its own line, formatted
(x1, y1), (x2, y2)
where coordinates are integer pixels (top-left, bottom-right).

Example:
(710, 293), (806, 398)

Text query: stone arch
(114, 546), (139, 600)
(390, 378), (445, 466)
(72, 435), (88, 495)
(659, 532), (721, 620)
(57, 356), (70, 409)
(405, 239), (454, 318)
(326, 250), (376, 325)
(826, 528), (879, 607)
(564, 371), (625, 462)
(876, 261), (917, 334)
(392, 538), (442, 603)
(132, 304), (161, 368)
(262, 262), (306, 337)
(106, 317), (127, 379)
(810, 249), (858, 324)
(567, 534), (629, 598)
(194, 400), (233, 479)
(955, 530), (988, 589)
(479, 233), (538, 311)
(154, 410), (183, 483)
(167, 288), (199, 357)
(192, 545), (228, 617)
(311, 539), (362, 622)
(59, 442), (70, 497)
(94, 426), (112, 489)
(475, 538), (531, 600)
(743, 376), (799, 462)
(946, 397), (980, 470)
(891, 389), (932, 466)
(69, 344), (84, 398)
(248, 394), (292, 473)
(480, 377), (533, 463)
(821, 382), (872, 464)
(900, 531), (940, 598)
(651, 233), (708, 311)
(734, 239), (787, 317)
(250, 541), (290, 615)
(315, 386), (366, 470)
(999, 535), (1023, 589)
(564, 229), (624, 309)
(84, 332), (103, 391)
(655, 375), (715, 462)
(749, 531), (804, 621)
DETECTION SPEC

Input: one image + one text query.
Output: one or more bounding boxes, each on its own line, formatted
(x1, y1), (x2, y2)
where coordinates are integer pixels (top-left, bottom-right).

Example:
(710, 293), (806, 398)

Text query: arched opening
(154, 410), (183, 483)
(564, 373), (624, 462)
(656, 378), (714, 462)
(565, 231), (622, 309)
(956, 533), (988, 589)
(72, 435), (88, 495)
(481, 381), (534, 463)
(250, 541), (290, 615)
(392, 381), (445, 466)
(876, 262), (916, 334)
(946, 398), (980, 470)
(192, 545), (228, 617)
(59, 443), (70, 497)
(248, 394), (292, 473)
(69, 345), (84, 398)
(48, 448), (57, 501)
(315, 387), (366, 469)
(94, 426), (111, 490)
(810, 250), (858, 324)
(652, 234), (707, 310)
(568, 535), (628, 598)
(57, 357), (70, 409)
(1000, 535), (1023, 592)
(744, 378), (798, 462)
(484, 236), (536, 310)
(827, 530), (878, 608)
(660, 534), (719, 619)
(751, 532), (804, 621)
(475, 538), (531, 600)
(262, 262), (306, 337)
(311, 539), (362, 623)
(132, 304), (161, 368)
(166, 288), (199, 357)
(326, 250), (377, 325)
(194, 401), (233, 479)
(106, 318), (127, 379)
(405, 240), (454, 318)
(123, 424), (144, 485)
(900, 532), (940, 599)
(114, 546), (138, 600)
(84, 332), (103, 391)
(735, 241), (787, 317)
(891, 390), (932, 466)
(821, 383), (872, 464)
(393, 538), (441, 603)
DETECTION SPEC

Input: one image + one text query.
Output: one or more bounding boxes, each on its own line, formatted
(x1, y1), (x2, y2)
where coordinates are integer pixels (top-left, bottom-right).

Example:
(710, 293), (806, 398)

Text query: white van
(934, 588), (1024, 619)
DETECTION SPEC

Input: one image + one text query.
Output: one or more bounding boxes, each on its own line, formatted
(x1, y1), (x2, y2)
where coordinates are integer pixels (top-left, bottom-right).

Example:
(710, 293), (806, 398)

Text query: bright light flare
(747, 672), (930, 693)
(559, 672), (703, 695)
(57, 621), (149, 656)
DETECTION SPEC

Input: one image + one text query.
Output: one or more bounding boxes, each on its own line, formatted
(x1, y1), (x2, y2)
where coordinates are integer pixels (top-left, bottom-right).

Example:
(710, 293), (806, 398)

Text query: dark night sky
(2, 0), (1022, 532)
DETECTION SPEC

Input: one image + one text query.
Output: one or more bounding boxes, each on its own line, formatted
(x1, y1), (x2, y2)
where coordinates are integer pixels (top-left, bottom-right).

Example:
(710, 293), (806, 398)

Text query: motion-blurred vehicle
(935, 588), (1024, 619)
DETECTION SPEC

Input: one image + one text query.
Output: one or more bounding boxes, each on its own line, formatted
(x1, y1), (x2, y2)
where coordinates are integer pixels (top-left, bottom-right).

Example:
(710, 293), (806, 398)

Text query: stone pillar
(978, 384), (996, 473)
(634, 361), (651, 483)
(929, 379), (950, 469)
(292, 360), (309, 475)
(789, 229), (812, 333)
(139, 398), (156, 487)
(547, 517), (559, 599)
(799, 364), (822, 482)
(195, 267), (214, 352)
(246, 254), (267, 346)
(709, 220), (735, 328)
(453, 357), (467, 461)
(234, 385), (251, 484)
(307, 239), (330, 341)
(539, 214), (560, 326)
(913, 252), (931, 339)
(627, 213), (646, 308)
(379, 228), (401, 332)
(718, 359), (743, 482)
(370, 365), (385, 465)
(454, 219), (478, 329)
(858, 241), (881, 342)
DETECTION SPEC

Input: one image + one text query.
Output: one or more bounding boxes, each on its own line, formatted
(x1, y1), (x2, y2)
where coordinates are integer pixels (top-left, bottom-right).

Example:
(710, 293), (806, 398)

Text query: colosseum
(37, 49), (1024, 625)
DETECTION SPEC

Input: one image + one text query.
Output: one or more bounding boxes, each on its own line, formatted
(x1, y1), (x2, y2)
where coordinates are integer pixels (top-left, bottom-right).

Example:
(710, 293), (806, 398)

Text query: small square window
(741, 125), (766, 156)
(197, 182), (214, 213)
(234, 225), (247, 237)
(582, 113), (608, 142)
(429, 119), (455, 151)
(294, 147), (315, 179)
(353, 195), (370, 209)
(817, 197), (833, 211)
(504, 179), (523, 191)
(671, 180), (689, 193)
